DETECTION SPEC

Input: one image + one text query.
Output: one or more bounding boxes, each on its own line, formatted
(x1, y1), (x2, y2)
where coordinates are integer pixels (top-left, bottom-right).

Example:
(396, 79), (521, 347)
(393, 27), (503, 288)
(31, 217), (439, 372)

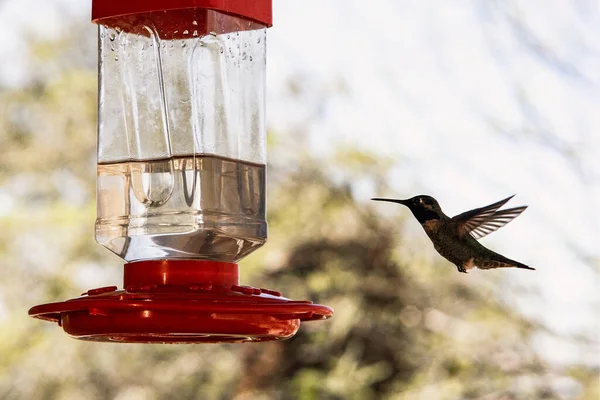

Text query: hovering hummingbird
(371, 195), (534, 273)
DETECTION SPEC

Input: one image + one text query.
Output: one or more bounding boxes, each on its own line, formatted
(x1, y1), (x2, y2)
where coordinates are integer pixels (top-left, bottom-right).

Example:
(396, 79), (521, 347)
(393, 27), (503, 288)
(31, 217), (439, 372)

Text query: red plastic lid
(92, 0), (272, 27)
(28, 260), (333, 343)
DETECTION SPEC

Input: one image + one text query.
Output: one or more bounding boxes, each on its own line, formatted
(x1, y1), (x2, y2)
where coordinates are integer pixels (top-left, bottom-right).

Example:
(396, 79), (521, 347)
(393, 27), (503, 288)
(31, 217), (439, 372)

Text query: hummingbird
(371, 195), (534, 273)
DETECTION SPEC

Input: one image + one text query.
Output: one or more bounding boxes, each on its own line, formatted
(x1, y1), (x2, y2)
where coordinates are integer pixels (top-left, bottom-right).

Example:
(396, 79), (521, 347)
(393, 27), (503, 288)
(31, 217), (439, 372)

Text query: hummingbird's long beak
(371, 198), (410, 206)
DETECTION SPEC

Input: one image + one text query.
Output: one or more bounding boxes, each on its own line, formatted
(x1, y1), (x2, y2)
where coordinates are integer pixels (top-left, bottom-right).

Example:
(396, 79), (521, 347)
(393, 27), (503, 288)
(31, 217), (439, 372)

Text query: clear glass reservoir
(95, 9), (267, 262)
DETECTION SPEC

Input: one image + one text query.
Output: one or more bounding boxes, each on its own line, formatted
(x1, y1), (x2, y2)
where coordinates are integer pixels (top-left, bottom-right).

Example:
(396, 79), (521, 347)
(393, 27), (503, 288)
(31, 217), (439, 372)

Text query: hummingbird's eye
(423, 198), (434, 206)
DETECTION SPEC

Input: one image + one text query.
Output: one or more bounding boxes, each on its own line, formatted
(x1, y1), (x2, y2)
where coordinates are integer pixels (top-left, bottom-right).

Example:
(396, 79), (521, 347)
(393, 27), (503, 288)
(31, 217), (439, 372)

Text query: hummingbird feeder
(29, 0), (333, 343)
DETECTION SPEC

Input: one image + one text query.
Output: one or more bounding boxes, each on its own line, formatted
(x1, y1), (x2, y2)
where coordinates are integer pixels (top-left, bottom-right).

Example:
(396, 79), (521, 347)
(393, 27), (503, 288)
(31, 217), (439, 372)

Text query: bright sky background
(267, 1), (600, 366)
(0, 0), (598, 366)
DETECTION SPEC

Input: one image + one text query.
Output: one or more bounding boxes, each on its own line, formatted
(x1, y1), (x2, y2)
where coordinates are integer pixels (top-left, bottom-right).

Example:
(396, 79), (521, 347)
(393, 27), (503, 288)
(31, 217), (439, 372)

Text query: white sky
(0, 0), (598, 366)
(267, 0), (600, 366)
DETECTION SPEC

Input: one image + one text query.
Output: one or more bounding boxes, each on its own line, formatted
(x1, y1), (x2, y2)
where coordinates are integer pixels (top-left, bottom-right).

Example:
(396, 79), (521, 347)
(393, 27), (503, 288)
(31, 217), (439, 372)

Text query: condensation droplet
(249, 55), (253, 61)
(220, 47), (224, 54)
(227, 34), (230, 39)
(114, 55), (119, 61)
(209, 31), (217, 36)
(110, 45), (115, 52)
(109, 33), (116, 41)
(115, 26), (122, 33)
(181, 41), (186, 48)
(193, 30), (198, 37)
(183, 30), (189, 35)
(257, 37), (261, 44)
(192, 20), (198, 26)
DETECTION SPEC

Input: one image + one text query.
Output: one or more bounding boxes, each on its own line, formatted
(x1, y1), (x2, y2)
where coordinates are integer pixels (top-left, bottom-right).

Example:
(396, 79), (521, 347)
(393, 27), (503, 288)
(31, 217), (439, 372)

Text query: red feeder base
(28, 260), (333, 343)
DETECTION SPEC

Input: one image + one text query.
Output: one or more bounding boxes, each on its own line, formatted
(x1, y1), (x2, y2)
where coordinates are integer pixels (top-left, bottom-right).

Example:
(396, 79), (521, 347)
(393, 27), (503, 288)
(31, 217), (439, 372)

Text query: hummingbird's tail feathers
(475, 256), (535, 271)
(513, 262), (535, 271)
(498, 254), (535, 270)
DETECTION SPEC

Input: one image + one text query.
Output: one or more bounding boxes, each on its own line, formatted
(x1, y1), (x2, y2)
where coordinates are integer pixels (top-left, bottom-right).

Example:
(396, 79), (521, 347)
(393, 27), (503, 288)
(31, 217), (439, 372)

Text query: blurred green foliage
(0, 21), (597, 400)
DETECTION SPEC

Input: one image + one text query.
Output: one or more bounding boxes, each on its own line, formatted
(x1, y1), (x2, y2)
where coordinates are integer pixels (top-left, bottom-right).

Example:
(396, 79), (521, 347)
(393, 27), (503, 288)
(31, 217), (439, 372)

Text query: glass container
(95, 8), (267, 263)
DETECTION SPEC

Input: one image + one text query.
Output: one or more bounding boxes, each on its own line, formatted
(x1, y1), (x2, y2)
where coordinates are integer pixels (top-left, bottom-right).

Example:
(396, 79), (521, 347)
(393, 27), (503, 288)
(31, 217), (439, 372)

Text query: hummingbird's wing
(452, 195), (527, 240)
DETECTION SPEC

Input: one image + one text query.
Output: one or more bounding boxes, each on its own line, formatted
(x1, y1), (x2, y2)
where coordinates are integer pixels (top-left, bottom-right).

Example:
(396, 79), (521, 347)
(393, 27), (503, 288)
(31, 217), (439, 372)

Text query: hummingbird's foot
(457, 265), (468, 273)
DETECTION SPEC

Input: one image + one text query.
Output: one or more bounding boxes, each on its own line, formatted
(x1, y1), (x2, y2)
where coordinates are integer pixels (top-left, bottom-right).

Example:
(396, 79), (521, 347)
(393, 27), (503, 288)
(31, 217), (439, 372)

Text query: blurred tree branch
(477, 0), (598, 183)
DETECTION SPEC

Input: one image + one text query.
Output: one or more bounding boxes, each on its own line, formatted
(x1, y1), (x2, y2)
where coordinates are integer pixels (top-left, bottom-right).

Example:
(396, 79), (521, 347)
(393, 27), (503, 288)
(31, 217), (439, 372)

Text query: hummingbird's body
(372, 195), (534, 273)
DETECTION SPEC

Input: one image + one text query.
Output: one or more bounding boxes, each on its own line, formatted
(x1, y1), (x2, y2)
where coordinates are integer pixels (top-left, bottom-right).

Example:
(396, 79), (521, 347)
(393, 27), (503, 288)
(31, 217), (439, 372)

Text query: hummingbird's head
(371, 195), (443, 223)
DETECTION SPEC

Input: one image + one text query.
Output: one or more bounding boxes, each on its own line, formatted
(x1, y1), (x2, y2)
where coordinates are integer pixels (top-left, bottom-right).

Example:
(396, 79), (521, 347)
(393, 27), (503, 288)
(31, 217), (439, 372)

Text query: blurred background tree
(0, 1), (598, 399)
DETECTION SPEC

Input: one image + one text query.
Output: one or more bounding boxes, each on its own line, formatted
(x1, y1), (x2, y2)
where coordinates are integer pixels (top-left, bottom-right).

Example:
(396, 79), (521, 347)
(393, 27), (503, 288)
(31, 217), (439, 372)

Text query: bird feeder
(29, 0), (333, 343)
